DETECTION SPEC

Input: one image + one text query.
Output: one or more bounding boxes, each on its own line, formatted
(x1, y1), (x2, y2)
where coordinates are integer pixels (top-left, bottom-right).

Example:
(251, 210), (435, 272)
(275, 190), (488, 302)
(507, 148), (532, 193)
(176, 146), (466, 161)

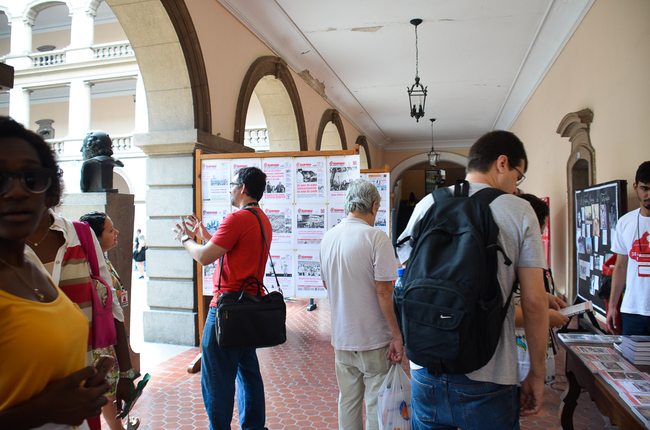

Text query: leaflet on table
(572, 346), (617, 355)
(231, 158), (261, 178)
(295, 157), (326, 202)
(295, 250), (326, 298)
(328, 204), (346, 229)
(629, 405), (650, 425)
(585, 357), (637, 373)
(608, 378), (650, 395)
(295, 204), (327, 249)
(201, 159), (231, 203)
(264, 251), (294, 296)
(262, 158), (293, 203)
(557, 333), (622, 343)
(201, 203), (231, 236)
(365, 172), (390, 202)
(327, 155), (360, 202)
(581, 354), (623, 362)
(264, 205), (293, 249)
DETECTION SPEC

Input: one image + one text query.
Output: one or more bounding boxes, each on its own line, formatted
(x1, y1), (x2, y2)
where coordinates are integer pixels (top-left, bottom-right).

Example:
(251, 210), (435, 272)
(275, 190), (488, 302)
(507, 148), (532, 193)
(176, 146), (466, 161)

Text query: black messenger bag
(215, 207), (286, 350)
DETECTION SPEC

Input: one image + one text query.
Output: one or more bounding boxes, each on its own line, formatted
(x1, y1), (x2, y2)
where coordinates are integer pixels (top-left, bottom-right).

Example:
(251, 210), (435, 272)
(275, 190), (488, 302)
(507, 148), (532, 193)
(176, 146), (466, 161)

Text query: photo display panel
(575, 180), (627, 314)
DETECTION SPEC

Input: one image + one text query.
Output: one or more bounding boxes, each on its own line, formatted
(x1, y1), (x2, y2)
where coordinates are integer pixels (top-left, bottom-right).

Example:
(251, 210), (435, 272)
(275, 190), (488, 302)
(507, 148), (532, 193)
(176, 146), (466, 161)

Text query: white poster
(366, 172), (390, 202)
(201, 203), (231, 236)
(264, 205), (294, 249)
(327, 155), (360, 202)
(295, 157), (326, 202)
(203, 260), (218, 296)
(296, 250), (326, 298)
(262, 157), (293, 203)
(374, 207), (389, 235)
(264, 251), (295, 296)
(328, 204), (346, 229)
(295, 204), (327, 248)
(231, 158), (262, 178)
(201, 159), (230, 203)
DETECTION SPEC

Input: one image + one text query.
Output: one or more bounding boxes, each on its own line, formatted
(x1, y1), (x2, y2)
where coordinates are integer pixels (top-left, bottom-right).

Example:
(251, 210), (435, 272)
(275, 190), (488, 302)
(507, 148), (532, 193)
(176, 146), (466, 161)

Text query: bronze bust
(80, 131), (124, 193)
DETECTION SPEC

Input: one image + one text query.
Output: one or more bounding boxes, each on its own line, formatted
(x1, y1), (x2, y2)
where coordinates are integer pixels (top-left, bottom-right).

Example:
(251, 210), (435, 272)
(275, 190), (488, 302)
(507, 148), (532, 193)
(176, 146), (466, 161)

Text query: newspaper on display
(557, 333), (622, 344)
(600, 370), (650, 425)
(199, 153), (387, 299)
(571, 346), (637, 373)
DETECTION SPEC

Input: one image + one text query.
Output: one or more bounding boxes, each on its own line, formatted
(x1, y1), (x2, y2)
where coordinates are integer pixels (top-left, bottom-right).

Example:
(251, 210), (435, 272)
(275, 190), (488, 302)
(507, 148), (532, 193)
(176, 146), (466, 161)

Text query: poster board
(574, 180), (627, 314)
(195, 148), (390, 335)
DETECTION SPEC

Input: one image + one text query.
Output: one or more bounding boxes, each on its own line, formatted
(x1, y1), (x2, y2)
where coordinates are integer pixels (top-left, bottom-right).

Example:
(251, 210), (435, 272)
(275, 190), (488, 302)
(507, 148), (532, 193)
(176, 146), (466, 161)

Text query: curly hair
(0, 116), (64, 208)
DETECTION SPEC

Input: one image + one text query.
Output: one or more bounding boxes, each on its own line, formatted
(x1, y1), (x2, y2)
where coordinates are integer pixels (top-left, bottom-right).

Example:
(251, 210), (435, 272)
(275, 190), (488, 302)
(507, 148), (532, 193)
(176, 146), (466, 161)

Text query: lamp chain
(415, 24), (419, 78)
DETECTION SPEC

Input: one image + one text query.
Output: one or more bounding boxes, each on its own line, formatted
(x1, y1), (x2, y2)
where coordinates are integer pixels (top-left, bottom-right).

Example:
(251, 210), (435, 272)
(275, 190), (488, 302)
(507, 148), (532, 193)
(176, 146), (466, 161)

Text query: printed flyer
(295, 157), (326, 202)
(365, 172), (390, 202)
(231, 158), (261, 178)
(201, 159), (230, 203)
(328, 204), (346, 229)
(264, 251), (295, 296)
(264, 205), (294, 249)
(295, 204), (327, 248)
(296, 250), (326, 298)
(262, 157), (293, 203)
(327, 155), (360, 202)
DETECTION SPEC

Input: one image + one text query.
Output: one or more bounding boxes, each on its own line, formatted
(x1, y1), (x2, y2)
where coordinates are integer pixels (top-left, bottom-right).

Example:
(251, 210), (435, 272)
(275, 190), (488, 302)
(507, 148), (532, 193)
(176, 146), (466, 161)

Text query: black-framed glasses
(0, 168), (55, 195)
(509, 163), (526, 186)
(230, 182), (241, 188)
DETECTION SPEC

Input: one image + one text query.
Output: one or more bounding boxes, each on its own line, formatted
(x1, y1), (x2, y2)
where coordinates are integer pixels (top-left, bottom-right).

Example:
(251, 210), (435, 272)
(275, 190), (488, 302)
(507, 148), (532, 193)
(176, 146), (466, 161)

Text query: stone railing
(47, 139), (65, 155)
(111, 134), (132, 152)
(93, 42), (133, 60)
(31, 50), (66, 67)
(244, 128), (269, 149)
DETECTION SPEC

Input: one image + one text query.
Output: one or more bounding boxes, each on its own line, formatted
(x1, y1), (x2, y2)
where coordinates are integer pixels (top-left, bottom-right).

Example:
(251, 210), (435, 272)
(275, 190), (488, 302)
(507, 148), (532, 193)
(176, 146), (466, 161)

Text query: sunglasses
(0, 168), (55, 195)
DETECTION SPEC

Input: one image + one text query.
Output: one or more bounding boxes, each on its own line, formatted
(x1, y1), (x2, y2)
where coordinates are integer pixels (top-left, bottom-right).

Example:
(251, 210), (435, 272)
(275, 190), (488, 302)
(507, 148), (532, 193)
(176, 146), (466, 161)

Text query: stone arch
(234, 56), (307, 151)
(557, 108), (595, 301)
(316, 109), (346, 151)
(355, 135), (371, 169)
(390, 152), (468, 192)
(106, 0), (210, 133)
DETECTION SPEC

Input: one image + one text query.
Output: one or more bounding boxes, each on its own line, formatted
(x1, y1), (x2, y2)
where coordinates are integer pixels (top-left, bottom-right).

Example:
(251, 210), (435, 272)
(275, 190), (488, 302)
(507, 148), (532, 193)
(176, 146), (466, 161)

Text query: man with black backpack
(395, 131), (549, 429)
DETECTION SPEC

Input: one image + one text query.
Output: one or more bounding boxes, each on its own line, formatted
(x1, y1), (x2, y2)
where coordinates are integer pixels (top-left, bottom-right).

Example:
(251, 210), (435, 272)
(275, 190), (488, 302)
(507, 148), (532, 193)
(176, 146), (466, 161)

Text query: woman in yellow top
(0, 116), (109, 429)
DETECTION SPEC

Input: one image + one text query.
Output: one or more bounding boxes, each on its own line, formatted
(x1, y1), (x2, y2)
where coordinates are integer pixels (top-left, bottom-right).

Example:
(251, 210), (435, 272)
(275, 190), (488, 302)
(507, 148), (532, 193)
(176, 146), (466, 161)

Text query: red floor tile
(103, 298), (618, 429)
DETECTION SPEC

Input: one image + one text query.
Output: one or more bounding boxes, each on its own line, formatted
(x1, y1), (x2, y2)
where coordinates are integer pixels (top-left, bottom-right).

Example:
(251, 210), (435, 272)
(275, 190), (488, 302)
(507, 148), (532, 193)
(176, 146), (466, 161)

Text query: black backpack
(394, 180), (513, 374)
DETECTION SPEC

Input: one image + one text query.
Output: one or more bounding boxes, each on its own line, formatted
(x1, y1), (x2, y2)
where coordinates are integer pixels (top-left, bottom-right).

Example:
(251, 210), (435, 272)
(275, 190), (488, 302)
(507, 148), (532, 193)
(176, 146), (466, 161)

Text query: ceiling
(219, 0), (594, 152)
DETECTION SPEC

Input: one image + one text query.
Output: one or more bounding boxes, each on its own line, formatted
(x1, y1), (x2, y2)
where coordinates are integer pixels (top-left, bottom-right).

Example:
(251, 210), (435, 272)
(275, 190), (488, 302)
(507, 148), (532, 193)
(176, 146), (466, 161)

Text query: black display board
(575, 180), (627, 314)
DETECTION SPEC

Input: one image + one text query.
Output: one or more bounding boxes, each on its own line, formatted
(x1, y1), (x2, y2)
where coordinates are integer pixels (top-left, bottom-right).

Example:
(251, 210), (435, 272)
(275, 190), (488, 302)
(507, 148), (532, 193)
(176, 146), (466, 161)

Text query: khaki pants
(334, 346), (391, 430)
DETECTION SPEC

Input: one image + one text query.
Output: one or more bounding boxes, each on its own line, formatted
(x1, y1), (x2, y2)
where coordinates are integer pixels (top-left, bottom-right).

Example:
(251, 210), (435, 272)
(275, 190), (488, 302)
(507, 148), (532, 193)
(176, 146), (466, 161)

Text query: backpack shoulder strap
(470, 186), (506, 205)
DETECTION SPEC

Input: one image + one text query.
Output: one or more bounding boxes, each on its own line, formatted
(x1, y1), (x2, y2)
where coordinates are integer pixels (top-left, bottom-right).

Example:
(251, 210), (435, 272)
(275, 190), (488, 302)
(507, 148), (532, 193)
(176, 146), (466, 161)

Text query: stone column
(6, 15), (35, 70)
(9, 86), (31, 127)
(67, 6), (95, 63)
(68, 79), (92, 140)
(133, 129), (253, 346)
(134, 73), (149, 133)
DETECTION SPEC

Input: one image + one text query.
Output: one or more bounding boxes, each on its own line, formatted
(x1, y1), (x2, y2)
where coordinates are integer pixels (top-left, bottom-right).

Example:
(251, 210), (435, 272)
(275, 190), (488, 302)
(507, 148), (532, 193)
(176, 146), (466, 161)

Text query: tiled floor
(115, 298), (618, 430)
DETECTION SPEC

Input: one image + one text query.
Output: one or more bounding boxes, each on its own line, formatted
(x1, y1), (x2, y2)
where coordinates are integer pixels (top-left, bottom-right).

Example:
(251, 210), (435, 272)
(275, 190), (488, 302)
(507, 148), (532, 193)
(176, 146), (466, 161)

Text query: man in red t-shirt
(174, 166), (272, 430)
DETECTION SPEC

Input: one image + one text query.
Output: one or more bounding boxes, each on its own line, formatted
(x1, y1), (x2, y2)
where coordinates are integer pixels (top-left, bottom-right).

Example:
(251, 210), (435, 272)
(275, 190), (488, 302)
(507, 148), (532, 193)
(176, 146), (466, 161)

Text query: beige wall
(95, 21), (128, 44)
(92, 95), (135, 134)
(33, 28), (70, 51)
(509, 0), (650, 297)
(30, 101), (69, 136)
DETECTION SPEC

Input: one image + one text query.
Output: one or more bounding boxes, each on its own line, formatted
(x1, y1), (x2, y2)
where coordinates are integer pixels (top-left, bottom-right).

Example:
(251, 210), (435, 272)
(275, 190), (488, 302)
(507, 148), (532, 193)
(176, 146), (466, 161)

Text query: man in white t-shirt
(607, 161), (650, 335)
(320, 179), (402, 430)
(396, 131), (549, 429)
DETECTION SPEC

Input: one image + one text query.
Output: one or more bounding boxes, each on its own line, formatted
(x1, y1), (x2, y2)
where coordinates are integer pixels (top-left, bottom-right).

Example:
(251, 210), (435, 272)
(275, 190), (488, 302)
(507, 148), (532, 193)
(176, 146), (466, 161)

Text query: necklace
(27, 222), (51, 247)
(0, 256), (45, 302)
(242, 202), (260, 209)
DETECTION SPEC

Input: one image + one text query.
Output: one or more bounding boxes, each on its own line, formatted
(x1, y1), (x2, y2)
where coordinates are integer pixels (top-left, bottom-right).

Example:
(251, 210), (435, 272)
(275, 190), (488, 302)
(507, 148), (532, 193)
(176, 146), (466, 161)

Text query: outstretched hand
(186, 213), (212, 242)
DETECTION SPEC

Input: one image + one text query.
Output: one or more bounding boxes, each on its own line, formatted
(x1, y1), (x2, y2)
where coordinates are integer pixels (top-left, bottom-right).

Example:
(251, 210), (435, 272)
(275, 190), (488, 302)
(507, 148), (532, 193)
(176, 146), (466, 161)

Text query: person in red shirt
(174, 166), (272, 430)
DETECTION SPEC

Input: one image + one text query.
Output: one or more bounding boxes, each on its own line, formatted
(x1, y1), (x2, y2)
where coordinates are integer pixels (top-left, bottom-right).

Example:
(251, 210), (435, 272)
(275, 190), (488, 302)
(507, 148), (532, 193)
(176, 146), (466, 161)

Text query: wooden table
(558, 338), (650, 429)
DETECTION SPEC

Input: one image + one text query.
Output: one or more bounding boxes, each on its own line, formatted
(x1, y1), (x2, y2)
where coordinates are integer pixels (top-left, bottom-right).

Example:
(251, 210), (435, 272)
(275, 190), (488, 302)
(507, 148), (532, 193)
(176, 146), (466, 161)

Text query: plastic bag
(377, 364), (411, 430)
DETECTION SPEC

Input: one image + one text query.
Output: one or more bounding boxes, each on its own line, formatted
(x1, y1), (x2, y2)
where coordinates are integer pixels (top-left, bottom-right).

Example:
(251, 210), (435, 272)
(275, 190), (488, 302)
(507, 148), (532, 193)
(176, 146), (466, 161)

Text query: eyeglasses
(0, 169), (54, 195)
(230, 182), (241, 188)
(509, 163), (526, 186)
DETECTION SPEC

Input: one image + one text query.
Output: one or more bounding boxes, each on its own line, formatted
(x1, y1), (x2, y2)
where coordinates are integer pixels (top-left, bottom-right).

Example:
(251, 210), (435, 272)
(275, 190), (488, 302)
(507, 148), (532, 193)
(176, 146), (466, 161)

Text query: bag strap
(73, 221), (100, 277)
(243, 207), (282, 294)
(217, 207), (282, 294)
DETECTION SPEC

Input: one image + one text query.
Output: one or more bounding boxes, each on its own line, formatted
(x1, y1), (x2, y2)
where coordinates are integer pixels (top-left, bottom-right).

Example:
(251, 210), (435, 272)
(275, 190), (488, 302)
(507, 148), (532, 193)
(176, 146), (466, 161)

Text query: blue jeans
(621, 313), (650, 335)
(201, 307), (268, 430)
(411, 368), (520, 430)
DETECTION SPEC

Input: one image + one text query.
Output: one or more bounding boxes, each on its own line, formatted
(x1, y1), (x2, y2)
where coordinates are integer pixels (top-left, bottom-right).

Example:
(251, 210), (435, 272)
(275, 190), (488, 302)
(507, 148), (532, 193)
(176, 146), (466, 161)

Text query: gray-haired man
(320, 179), (403, 430)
